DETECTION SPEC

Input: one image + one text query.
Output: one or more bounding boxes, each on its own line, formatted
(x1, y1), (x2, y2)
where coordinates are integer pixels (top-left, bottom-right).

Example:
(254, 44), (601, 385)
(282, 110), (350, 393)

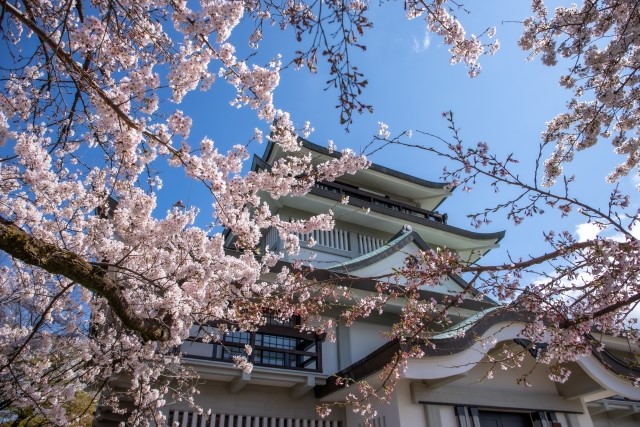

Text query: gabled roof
(326, 226), (426, 273)
(325, 226), (496, 304)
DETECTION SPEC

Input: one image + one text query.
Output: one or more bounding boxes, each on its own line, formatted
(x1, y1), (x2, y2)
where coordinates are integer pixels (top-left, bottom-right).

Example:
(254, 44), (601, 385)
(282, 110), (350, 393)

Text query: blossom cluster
(405, 0), (500, 77)
(519, 0), (640, 186)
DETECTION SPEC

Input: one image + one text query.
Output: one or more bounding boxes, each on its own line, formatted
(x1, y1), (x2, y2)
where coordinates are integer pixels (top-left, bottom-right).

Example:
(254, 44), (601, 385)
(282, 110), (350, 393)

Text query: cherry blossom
(519, 0), (640, 187)
(4, 1), (633, 425)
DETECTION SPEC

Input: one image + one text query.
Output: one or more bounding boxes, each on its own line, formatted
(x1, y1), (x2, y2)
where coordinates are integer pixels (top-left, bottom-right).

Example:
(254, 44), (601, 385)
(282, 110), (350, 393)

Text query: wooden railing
(313, 181), (447, 224)
(167, 410), (342, 427)
(262, 227), (279, 251)
(358, 416), (386, 427)
(263, 227), (385, 257)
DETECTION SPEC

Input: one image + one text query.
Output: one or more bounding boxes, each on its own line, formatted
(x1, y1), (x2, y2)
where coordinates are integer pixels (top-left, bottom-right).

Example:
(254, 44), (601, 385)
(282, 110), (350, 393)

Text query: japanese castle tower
(166, 140), (639, 427)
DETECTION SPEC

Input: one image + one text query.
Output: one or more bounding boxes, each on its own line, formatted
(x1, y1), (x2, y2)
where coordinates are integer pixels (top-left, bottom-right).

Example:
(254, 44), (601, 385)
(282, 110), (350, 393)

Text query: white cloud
(606, 221), (640, 242)
(575, 220), (639, 243)
(575, 222), (601, 242)
(413, 31), (430, 53)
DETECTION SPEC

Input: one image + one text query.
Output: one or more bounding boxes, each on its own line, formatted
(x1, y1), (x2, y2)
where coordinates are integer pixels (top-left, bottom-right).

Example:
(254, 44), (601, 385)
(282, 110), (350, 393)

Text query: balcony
(181, 318), (324, 373)
(254, 179), (448, 263)
(311, 181), (447, 224)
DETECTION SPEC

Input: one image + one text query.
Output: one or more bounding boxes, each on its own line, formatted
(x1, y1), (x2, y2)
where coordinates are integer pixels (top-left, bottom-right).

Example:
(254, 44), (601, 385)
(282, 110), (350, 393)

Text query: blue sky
(166, 1), (638, 271)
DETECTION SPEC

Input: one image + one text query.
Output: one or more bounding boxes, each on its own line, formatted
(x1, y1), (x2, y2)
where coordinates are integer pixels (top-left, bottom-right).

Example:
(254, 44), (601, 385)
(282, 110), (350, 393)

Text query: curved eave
(223, 238), (497, 309)
(314, 309), (640, 400)
(309, 186), (504, 240)
(293, 188), (505, 264)
(326, 228), (429, 273)
(258, 139), (453, 211)
(285, 261), (498, 313)
(326, 229), (496, 305)
(260, 139), (449, 190)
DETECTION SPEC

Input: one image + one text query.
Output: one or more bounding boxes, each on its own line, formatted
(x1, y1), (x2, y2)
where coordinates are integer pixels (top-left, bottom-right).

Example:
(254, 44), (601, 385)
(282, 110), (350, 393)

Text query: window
(477, 411), (533, 427)
(454, 407), (560, 427)
(182, 316), (324, 372)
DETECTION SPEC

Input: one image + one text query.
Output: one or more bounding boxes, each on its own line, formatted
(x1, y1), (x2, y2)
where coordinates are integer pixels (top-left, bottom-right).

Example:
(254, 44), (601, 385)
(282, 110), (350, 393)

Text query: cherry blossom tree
(3, 0), (638, 425)
(462, 0), (640, 362)
(0, 0), (491, 425)
(320, 1), (640, 417)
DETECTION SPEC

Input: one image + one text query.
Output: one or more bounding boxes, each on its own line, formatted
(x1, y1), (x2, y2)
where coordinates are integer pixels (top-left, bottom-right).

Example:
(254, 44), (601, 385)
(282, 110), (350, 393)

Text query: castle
(166, 139), (640, 427)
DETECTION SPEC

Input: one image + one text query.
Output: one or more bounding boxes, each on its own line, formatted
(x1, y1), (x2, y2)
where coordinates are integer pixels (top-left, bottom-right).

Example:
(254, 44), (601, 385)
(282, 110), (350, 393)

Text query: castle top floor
(255, 139), (452, 212)
(248, 139), (504, 265)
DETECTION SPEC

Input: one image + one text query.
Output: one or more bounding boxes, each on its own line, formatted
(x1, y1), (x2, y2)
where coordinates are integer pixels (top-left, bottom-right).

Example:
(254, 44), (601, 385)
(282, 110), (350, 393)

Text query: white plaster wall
(343, 379), (408, 427)
(450, 346), (559, 395)
(421, 405), (456, 427)
(563, 400), (595, 427)
(394, 379), (426, 427)
(438, 406), (456, 426)
(344, 391), (402, 427)
(344, 407), (361, 427)
(344, 400), (398, 427)
(348, 321), (391, 363)
(318, 316), (339, 375)
(555, 413), (569, 426)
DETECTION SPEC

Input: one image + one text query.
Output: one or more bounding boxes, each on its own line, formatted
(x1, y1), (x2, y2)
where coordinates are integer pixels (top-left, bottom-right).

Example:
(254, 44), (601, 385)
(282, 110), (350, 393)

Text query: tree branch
(4, 1), (181, 157)
(561, 288), (640, 330)
(461, 240), (597, 274)
(0, 218), (171, 342)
